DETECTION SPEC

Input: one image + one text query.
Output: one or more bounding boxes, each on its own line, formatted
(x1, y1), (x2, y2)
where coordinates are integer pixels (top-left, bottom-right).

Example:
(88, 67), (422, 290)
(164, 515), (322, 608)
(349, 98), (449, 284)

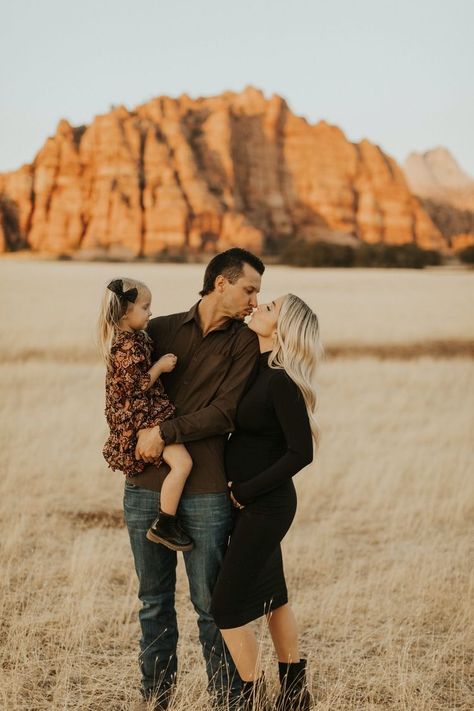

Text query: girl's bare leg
(220, 625), (261, 682)
(266, 603), (300, 663)
(160, 444), (192, 515)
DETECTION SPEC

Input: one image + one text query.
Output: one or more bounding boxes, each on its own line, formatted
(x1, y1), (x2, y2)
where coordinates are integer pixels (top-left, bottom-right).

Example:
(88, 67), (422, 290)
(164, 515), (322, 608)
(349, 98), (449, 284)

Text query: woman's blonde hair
(97, 277), (149, 366)
(268, 294), (323, 446)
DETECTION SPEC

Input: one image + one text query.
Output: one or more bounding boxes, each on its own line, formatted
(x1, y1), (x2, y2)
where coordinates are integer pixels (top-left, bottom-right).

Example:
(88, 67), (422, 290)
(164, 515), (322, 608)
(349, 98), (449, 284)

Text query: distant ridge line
(325, 340), (474, 360)
(2, 340), (473, 364)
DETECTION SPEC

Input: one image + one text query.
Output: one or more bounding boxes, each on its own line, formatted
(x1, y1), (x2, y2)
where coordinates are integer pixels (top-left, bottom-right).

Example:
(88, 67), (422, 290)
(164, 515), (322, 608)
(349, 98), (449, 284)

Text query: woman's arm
(230, 371), (313, 505)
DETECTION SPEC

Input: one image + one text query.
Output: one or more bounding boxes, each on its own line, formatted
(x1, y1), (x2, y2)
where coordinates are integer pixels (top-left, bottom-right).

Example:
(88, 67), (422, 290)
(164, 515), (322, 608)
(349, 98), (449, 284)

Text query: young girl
(98, 277), (193, 552)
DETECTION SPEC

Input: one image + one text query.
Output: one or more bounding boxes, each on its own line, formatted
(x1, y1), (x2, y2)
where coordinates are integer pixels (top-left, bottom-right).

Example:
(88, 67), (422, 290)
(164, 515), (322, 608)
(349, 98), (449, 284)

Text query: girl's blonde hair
(268, 294), (323, 446)
(97, 277), (149, 366)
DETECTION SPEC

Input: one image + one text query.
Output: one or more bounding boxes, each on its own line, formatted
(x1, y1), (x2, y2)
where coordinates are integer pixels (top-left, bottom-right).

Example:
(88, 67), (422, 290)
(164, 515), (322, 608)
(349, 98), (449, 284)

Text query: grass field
(0, 262), (473, 710)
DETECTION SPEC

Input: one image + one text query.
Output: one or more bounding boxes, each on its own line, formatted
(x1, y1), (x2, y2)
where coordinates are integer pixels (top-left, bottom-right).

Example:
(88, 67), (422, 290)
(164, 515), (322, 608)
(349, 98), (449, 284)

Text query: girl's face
(247, 295), (286, 339)
(122, 289), (152, 331)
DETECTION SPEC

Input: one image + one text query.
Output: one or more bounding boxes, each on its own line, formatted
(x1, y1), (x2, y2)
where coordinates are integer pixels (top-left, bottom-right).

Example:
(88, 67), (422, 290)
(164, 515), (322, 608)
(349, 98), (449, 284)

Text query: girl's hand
(228, 481), (245, 510)
(157, 353), (177, 373)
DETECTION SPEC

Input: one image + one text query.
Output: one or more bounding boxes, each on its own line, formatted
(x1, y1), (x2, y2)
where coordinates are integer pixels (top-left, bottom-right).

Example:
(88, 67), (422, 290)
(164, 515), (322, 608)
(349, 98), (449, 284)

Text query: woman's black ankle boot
(276, 658), (311, 711)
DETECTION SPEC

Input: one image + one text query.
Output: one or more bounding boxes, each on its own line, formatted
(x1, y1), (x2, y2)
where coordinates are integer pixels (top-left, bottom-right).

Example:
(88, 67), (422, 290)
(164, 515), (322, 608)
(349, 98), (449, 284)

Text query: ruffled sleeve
(109, 332), (151, 397)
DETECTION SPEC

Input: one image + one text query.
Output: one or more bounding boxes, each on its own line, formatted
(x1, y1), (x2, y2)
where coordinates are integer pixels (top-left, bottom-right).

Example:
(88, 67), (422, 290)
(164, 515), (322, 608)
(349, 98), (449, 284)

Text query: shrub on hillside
(280, 239), (442, 268)
(458, 245), (474, 264)
(281, 240), (355, 267)
(421, 198), (474, 242)
(355, 243), (441, 268)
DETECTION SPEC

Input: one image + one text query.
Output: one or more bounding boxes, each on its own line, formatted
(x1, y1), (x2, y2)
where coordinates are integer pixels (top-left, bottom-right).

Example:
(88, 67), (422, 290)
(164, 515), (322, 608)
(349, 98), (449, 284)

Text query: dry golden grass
(0, 262), (473, 710)
(1, 262), (473, 362)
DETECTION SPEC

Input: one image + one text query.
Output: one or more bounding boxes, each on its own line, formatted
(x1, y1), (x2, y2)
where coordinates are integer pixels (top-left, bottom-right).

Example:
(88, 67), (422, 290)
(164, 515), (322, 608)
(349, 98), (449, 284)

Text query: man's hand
(135, 426), (164, 463)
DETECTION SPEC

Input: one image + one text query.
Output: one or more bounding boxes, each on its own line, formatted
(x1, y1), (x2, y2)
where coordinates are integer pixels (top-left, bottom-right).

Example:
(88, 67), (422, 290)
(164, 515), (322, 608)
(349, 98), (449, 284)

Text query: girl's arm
(110, 338), (176, 396)
(146, 353), (177, 389)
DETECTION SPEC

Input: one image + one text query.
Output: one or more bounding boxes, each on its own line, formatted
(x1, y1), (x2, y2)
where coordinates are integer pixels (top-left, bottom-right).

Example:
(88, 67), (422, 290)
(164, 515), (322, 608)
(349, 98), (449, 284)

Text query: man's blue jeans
(123, 482), (240, 705)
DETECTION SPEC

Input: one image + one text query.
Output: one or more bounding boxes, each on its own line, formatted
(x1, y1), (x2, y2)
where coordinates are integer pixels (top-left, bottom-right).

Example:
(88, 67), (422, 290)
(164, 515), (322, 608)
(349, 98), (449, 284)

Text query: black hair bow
(107, 279), (138, 303)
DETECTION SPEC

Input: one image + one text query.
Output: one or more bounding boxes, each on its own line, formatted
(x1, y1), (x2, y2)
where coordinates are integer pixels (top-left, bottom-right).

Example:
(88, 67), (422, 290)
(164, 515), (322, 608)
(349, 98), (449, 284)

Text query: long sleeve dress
(102, 329), (175, 477)
(210, 351), (313, 629)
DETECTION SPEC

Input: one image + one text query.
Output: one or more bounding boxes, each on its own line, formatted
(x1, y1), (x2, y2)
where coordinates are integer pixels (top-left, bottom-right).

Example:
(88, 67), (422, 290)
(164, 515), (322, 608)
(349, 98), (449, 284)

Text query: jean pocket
(124, 480), (138, 489)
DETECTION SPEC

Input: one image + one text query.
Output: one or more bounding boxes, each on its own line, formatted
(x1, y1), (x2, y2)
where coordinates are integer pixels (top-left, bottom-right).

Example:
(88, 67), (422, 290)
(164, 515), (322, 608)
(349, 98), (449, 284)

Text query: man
(125, 248), (264, 710)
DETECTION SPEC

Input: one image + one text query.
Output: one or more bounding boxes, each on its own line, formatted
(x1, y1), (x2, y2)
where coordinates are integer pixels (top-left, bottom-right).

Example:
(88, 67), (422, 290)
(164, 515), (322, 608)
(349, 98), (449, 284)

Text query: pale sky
(1, 0), (474, 175)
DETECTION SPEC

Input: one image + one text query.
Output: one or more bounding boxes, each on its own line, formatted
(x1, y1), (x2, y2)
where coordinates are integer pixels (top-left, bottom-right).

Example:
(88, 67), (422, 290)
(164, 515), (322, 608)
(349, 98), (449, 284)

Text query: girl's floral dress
(103, 329), (175, 476)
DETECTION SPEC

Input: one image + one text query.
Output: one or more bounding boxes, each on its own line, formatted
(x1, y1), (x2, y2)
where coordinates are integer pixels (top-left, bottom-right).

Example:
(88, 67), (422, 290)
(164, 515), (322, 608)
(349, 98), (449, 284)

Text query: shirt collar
(182, 301), (240, 333)
(182, 301), (201, 325)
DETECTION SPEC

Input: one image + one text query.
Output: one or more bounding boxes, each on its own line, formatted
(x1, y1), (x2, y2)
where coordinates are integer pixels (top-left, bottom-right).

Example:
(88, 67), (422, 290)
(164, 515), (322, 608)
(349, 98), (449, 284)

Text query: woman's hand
(228, 481), (245, 510)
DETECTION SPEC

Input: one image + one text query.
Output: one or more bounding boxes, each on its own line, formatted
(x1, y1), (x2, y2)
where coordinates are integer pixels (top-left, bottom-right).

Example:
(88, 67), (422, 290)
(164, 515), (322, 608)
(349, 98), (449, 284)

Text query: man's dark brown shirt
(125, 302), (259, 494)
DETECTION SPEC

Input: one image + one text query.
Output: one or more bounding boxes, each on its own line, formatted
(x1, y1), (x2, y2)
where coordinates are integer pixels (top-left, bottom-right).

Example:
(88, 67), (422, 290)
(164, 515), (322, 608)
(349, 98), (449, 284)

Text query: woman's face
(247, 295), (286, 338)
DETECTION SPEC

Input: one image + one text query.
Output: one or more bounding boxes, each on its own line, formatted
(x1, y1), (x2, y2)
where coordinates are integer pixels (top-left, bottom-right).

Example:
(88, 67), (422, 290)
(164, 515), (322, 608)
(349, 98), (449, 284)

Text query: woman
(211, 294), (321, 711)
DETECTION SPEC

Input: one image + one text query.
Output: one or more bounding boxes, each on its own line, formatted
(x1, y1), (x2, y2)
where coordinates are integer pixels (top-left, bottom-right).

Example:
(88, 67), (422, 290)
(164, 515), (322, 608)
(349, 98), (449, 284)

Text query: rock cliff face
(0, 87), (444, 255)
(403, 148), (474, 249)
(404, 147), (474, 210)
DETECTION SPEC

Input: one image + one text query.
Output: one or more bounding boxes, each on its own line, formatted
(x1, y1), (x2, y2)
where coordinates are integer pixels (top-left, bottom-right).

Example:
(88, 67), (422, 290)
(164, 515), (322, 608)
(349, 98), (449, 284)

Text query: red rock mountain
(404, 147), (474, 211)
(0, 87), (444, 255)
(403, 148), (474, 250)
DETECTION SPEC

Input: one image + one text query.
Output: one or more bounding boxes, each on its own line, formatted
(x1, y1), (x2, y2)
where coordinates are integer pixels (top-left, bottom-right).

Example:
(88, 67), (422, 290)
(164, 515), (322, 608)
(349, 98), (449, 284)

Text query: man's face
(219, 263), (262, 320)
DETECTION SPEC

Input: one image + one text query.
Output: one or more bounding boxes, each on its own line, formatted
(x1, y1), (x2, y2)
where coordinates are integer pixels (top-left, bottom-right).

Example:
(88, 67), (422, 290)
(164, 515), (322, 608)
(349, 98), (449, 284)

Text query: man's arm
(162, 332), (258, 443)
(135, 329), (259, 461)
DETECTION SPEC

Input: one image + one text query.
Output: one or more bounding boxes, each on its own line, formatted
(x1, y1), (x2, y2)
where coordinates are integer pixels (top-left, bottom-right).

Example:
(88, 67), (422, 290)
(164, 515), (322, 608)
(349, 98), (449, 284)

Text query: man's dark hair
(199, 248), (265, 296)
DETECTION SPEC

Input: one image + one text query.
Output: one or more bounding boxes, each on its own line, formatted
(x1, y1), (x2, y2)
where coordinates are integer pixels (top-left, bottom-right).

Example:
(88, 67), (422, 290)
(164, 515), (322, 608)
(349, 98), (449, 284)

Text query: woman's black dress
(211, 352), (313, 629)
